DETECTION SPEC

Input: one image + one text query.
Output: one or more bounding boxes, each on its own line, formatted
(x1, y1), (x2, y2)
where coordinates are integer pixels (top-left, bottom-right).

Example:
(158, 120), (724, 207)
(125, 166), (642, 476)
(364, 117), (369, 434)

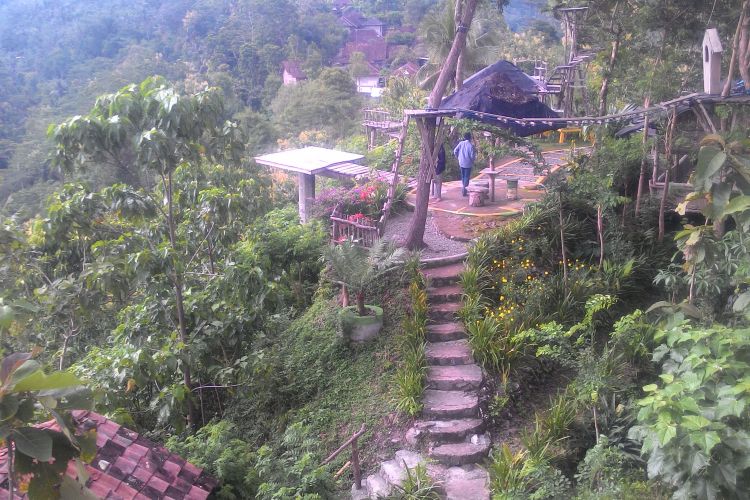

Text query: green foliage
(168, 419), (334, 499)
(466, 316), (521, 373)
(49, 77), (243, 187)
(390, 463), (440, 499)
(271, 68), (361, 142)
(166, 421), (259, 499)
(324, 239), (404, 316)
(458, 292), (485, 326)
(255, 422), (334, 499)
(0, 353), (95, 498)
(574, 436), (648, 499)
(460, 265), (486, 297)
(629, 321), (750, 498)
(239, 206), (327, 309)
(395, 273), (428, 416)
(488, 442), (571, 500)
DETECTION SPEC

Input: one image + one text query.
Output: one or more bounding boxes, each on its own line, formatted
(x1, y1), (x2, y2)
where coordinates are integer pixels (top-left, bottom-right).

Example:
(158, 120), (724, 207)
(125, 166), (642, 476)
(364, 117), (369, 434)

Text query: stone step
(379, 450), (426, 487)
(423, 390), (479, 419)
(426, 322), (466, 342)
(426, 340), (473, 366)
(415, 418), (485, 444)
(440, 465), (490, 500)
(429, 302), (461, 322)
(359, 473), (389, 499)
(430, 435), (491, 466)
(423, 263), (464, 287)
(427, 284), (463, 304)
(427, 364), (483, 391)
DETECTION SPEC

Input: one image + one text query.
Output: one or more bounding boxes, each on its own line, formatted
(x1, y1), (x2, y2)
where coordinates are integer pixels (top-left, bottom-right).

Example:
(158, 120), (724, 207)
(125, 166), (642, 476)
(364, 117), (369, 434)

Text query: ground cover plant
(458, 130), (750, 498)
(394, 254), (429, 417)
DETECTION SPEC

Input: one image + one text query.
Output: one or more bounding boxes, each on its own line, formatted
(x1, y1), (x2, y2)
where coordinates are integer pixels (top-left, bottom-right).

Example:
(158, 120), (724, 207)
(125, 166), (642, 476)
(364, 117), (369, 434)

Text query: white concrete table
(479, 168), (502, 202)
(254, 147), (365, 222)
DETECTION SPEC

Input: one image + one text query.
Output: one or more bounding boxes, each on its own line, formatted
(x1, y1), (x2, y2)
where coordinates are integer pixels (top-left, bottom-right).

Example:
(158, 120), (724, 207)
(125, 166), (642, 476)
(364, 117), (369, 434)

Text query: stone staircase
(352, 260), (490, 499)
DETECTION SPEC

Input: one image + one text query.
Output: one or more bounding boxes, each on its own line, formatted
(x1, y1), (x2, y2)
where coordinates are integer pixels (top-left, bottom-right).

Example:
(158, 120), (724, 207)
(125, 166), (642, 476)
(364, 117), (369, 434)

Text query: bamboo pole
(634, 97), (650, 216)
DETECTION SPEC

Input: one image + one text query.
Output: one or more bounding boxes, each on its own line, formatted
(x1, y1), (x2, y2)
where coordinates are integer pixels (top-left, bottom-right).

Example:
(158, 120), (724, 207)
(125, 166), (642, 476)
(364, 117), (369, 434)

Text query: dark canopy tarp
(439, 60), (562, 136)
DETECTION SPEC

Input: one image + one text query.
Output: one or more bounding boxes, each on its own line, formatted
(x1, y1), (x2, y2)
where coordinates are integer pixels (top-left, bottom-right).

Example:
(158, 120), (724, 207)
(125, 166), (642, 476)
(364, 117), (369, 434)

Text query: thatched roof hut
(439, 60), (561, 136)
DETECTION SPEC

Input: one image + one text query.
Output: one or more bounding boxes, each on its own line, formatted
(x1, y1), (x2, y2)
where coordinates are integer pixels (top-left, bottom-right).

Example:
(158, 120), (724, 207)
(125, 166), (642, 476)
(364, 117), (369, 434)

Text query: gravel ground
(382, 210), (468, 259)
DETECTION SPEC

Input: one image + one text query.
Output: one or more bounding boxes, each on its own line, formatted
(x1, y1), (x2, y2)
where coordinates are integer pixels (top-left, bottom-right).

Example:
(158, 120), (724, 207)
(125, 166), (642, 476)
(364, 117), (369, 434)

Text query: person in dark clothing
(431, 144), (446, 201)
(453, 132), (476, 197)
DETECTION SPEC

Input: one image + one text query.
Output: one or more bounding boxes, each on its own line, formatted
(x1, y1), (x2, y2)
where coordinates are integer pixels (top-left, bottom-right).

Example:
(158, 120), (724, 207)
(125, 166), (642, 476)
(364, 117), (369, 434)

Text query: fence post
(352, 435), (362, 490)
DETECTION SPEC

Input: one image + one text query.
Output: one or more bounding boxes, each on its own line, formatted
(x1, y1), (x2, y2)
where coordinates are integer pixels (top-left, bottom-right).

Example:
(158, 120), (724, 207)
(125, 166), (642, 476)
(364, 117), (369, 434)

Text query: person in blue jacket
(431, 144), (446, 202)
(453, 132), (476, 197)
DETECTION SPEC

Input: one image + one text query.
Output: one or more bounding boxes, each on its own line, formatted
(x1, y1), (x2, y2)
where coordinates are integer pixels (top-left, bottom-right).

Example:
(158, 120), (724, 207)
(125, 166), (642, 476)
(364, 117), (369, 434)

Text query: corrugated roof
(0, 411), (217, 499)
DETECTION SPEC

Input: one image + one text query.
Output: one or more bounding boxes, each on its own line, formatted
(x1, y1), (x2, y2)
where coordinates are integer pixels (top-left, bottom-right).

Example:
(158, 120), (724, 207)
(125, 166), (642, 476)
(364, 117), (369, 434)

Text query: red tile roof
(394, 61), (420, 78)
(335, 36), (388, 66)
(0, 411), (217, 499)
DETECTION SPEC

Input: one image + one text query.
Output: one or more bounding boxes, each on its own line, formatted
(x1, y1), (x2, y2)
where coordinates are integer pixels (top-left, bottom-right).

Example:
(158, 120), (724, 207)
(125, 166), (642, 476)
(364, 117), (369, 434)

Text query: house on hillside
(338, 7), (385, 37)
(0, 411), (217, 499)
(334, 29), (389, 95)
(355, 61), (383, 96)
(282, 60), (307, 85)
(394, 61), (420, 80)
(335, 29), (389, 67)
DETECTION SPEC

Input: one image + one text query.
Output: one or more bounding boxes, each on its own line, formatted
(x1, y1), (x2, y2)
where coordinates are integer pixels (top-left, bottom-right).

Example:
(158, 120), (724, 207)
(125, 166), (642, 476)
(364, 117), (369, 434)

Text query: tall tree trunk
(739, 4), (750, 92)
(405, 0), (479, 250)
(723, 3), (748, 97)
(635, 98), (651, 216)
(166, 171), (194, 430)
(598, 30), (621, 116)
(597, 204), (605, 269)
(658, 162), (670, 243)
(405, 118), (438, 250)
(559, 192), (568, 290)
(454, 0), (465, 91)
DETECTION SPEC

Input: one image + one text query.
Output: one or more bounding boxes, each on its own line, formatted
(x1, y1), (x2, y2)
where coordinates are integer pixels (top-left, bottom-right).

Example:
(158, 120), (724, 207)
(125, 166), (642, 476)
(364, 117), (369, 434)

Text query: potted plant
(324, 239), (403, 343)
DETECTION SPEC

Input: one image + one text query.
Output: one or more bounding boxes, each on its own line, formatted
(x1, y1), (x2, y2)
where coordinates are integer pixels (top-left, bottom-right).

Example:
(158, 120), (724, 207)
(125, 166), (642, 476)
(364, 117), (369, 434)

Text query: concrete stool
(506, 178), (519, 200)
(469, 180), (490, 189)
(466, 185), (489, 207)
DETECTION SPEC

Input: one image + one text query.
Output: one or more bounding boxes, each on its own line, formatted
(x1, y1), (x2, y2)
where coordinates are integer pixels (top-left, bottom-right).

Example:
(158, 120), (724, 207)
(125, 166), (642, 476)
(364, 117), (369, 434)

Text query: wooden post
(352, 435), (362, 490)
(635, 98), (650, 216)
(658, 162), (670, 243)
(321, 423), (366, 490)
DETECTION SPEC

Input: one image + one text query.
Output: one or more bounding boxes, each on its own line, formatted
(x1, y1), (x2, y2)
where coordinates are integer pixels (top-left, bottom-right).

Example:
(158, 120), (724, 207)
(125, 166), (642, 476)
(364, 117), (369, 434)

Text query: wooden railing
(363, 109), (398, 128)
(331, 204), (381, 247)
(322, 424), (366, 490)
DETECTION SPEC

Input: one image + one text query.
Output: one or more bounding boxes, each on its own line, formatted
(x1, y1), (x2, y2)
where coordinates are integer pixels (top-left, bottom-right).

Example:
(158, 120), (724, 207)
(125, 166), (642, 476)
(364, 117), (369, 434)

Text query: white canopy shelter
(254, 147), (367, 222)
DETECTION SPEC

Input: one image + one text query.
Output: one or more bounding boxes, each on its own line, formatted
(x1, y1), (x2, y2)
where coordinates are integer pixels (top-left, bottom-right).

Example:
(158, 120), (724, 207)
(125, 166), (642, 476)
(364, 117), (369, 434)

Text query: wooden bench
(558, 127), (582, 143)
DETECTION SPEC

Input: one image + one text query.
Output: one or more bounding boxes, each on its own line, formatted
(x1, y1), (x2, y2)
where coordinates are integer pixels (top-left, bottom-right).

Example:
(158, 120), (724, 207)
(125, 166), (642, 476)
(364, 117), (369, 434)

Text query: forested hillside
(1, 0), (750, 498)
(0, 0), (564, 217)
(0, 0), (378, 215)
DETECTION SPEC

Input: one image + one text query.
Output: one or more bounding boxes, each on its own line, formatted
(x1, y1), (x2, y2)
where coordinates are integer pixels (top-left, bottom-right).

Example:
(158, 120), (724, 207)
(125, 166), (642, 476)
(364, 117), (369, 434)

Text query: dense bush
(312, 177), (408, 222)
(629, 321), (750, 498)
(167, 421), (334, 499)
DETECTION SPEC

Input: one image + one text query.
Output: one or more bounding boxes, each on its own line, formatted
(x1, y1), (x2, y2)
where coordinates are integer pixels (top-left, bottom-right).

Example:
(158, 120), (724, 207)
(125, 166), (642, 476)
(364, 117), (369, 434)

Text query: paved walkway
(404, 149), (577, 240)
